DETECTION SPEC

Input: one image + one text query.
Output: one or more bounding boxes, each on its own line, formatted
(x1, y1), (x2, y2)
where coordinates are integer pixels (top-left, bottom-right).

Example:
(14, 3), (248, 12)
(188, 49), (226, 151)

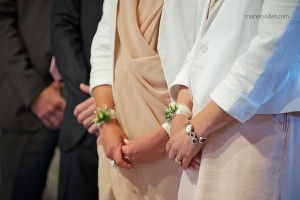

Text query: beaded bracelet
(185, 121), (207, 144)
(174, 103), (193, 119)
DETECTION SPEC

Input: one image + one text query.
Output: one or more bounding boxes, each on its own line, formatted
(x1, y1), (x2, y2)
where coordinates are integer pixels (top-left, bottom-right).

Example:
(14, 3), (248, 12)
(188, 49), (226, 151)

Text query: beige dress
(97, 1), (181, 199)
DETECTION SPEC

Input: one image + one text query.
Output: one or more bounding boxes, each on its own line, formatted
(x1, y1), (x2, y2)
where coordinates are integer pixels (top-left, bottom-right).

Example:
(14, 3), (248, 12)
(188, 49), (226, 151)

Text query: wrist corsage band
(162, 102), (193, 137)
(92, 104), (116, 128)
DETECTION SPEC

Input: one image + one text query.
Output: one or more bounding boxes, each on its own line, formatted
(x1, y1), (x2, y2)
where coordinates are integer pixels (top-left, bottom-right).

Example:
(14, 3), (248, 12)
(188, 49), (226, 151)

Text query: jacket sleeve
(169, 51), (193, 101)
(210, 0), (299, 122)
(89, 0), (114, 95)
(0, 1), (50, 108)
(51, 0), (90, 104)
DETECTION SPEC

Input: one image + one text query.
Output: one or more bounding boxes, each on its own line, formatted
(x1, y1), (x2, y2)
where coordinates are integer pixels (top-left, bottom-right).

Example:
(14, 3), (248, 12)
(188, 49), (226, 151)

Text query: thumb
(80, 83), (90, 94)
(123, 139), (130, 144)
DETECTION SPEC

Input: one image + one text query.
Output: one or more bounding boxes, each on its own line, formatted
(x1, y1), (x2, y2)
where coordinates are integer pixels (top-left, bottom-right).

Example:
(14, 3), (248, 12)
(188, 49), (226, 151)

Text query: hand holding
(188, 151), (202, 170)
(170, 114), (190, 137)
(166, 126), (203, 170)
(31, 81), (66, 130)
(100, 121), (133, 170)
(168, 112), (201, 170)
(121, 127), (169, 164)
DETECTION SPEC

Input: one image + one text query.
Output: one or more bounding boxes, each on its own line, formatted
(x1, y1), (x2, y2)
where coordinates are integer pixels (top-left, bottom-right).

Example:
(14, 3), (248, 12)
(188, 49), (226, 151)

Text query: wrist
(92, 104), (116, 128)
(184, 121), (208, 144)
(163, 102), (193, 124)
(174, 103), (192, 119)
(162, 122), (171, 137)
(171, 114), (190, 132)
(99, 119), (118, 131)
(177, 86), (193, 108)
(156, 126), (170, 144)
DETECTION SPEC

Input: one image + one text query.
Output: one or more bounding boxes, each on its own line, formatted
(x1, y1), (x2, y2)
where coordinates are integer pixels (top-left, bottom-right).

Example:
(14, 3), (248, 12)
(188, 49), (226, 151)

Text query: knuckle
(127, 151), (133, 157)
(82, 120), (89, 127)
(50, 119), (58, 127)
(87, 128), (93, 134)
(106, 148), (113, 158)
(38, 112), (45, 118)
(115, 160), (121, 165)
(90, 126), (97, 133)
(77, 115), (84, 124)
(181, 151), (187, 158)
(47, 105), (55, 113)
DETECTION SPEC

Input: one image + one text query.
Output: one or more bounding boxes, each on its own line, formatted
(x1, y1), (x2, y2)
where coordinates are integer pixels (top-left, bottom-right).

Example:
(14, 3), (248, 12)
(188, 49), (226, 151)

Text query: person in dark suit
(51, 0), (103, 199)
(0, 0), (66, 200)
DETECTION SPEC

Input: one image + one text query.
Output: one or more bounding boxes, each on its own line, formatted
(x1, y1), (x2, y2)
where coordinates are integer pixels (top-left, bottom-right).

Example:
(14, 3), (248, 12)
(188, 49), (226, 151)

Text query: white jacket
(90, 0), (300, 122)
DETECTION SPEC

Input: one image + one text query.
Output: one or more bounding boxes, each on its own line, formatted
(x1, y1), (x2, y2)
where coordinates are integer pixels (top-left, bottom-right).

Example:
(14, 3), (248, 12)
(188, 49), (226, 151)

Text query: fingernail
(124, 139), (129, 143)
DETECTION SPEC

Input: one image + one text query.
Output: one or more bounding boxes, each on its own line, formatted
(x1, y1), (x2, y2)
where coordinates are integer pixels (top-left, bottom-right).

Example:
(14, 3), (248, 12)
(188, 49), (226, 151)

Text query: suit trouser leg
(58, 133), (98, 200)
(0, 128), (58, 200)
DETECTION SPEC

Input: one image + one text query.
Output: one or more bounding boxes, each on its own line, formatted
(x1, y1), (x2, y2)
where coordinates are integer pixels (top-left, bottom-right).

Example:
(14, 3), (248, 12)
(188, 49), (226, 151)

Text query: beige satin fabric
(207, 0), (218, 19)
(97, 1), (181, 199)
(177, 102), (300, 199)
(209, 0), (218, 10)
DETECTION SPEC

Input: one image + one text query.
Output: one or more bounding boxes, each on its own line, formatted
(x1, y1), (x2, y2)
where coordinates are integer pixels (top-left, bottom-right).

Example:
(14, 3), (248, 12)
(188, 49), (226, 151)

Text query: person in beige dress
(89, 0), (186, 199)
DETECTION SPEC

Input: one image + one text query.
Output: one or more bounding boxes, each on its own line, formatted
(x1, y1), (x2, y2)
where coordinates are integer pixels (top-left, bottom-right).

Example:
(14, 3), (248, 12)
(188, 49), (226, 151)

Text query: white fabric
(177, 112), (300, 200)
(161, 0), (300, 122)
(90, 0), (200, 95)
(89, 0), (117, 92)
(90, 0), (300, 123)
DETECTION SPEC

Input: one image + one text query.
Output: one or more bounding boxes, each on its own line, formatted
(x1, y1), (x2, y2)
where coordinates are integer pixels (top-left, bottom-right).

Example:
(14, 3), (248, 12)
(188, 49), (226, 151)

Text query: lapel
(198, 0), (225, 36)
(206, 0), (223, 20)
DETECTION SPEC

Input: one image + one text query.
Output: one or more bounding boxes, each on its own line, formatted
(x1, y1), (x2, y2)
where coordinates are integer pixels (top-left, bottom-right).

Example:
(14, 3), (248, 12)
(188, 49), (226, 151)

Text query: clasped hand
(31, 81), (66, 130)
(166, 115), (203, 170)
(101, 124), (170, 170)
(99, 121), (133, 170)
(121, 126), (169, 164)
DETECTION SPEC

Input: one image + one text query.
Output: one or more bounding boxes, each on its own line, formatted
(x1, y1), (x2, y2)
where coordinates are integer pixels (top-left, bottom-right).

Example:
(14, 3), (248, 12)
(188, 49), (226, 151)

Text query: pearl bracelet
(163, 102), (192, 123)
(162, 102), (193, 137)
(174, 103), (192, 119)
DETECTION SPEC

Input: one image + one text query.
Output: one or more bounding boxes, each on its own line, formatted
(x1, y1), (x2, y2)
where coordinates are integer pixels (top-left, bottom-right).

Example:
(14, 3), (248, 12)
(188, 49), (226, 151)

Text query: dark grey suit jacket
(0, 0), (53, 131)
(51, 0), (103, 151)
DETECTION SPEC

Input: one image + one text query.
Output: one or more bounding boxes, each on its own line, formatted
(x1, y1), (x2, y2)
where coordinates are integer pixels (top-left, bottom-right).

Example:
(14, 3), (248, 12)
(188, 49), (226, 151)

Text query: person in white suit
(162, 0), (300, 199)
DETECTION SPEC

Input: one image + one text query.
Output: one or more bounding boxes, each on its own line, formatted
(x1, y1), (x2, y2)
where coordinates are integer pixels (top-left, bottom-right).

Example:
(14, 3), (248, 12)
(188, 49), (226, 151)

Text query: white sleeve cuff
(169, 70), (190, 101)
(210, 81), (259, 123)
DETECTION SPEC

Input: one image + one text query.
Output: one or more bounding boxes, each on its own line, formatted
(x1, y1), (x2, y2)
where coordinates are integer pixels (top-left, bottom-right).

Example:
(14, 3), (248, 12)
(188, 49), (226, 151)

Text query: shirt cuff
(89, 77), (113, 96)
(210, 81), (259, 122)
(169, 70), (190, 101)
